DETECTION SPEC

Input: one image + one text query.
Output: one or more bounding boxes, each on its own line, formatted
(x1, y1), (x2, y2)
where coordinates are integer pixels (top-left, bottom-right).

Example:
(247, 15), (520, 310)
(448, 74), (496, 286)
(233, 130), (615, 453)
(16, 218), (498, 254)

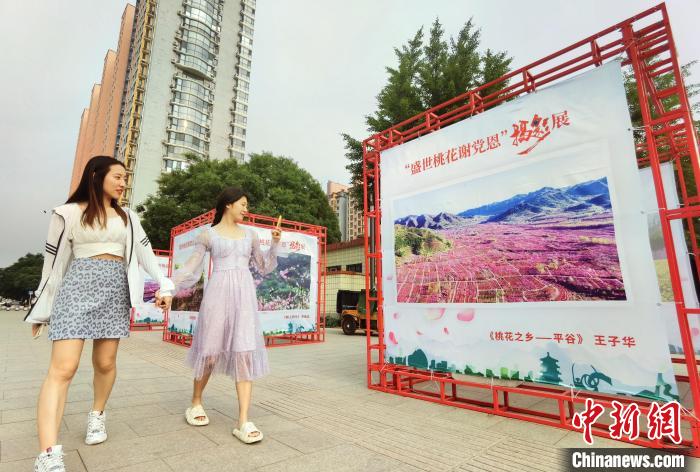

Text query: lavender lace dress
(173, 226), (278, 381)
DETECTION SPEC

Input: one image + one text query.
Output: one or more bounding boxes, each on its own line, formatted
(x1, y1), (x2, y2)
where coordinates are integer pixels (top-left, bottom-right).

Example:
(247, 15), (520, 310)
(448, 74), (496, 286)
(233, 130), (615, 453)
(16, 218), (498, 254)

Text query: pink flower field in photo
(394, 177), (627, 303)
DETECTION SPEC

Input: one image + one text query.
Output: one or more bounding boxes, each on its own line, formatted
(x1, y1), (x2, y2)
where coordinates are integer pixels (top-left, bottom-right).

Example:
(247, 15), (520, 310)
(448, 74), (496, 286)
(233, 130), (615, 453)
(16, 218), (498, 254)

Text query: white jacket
(24, 203), (174, 325)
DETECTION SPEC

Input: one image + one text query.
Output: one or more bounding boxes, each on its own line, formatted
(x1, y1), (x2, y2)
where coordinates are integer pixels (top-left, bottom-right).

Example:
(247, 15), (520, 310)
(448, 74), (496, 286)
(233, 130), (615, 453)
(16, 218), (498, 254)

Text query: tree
(366, 28), (425, 135)
(480, 49), (513, 99)
(624, 61), (700, 246)
(137, 152), (341, 249)
(444, 19), (482, 101)
(345, 18), (513, 210)
(419, 19), (451, 108)
(0, 253), (43, 301)
(342, 134), (365, 209)
(624, 61), (700, 169)
(624, 61), (699, 141)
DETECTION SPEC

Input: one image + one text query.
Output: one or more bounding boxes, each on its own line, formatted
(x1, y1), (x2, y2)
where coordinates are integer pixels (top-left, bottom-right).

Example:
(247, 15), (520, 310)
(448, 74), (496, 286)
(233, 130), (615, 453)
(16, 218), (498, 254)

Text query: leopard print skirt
(48, 258), (131, 341)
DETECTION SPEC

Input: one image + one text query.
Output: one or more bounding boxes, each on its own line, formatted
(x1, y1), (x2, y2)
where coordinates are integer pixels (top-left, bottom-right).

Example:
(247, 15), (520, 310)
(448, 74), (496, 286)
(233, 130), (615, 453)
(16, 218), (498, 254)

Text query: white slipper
(185, 405), (209, 426)
(232, 421), (263, 444)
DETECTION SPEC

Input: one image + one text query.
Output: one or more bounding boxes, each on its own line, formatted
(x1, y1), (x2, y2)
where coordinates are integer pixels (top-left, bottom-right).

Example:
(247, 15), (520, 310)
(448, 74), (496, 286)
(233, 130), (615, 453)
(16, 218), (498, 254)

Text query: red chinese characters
(572, 398), (605, 445)
(446, 147), (458, 163)
(405, 133), (502, 175)
(489, 331), (534, 342)
(510, 111), (570, 156)
(288, 241), (305, 251)
(275, 241), (305, 252)
(433, 152), (446, 168)
(574, 399), (682, 445)
(490, 331), (634, 349)
(609, 400), (641, 441)
(551, 333), (583, 344)
(458, 144), (470, 159)
(490, 331), (582, 344)
(404, 110), (570, 175)
(648, 401), (682, 444)
(594, 335), (636, 348)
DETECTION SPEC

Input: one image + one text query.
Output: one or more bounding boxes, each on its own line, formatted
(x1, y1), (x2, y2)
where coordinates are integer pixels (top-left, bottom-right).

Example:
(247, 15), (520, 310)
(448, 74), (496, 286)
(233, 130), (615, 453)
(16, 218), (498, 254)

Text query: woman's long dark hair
(212, 187), (249, 226)
(66, 155), (127, 228)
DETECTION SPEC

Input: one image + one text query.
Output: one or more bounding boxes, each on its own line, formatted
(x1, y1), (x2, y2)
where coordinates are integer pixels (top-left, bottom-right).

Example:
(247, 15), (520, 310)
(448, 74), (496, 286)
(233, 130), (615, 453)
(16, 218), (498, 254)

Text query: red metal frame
(129, 248), (171, 331)
(363, 3), (700, 454)
(163, 209), (327, 348)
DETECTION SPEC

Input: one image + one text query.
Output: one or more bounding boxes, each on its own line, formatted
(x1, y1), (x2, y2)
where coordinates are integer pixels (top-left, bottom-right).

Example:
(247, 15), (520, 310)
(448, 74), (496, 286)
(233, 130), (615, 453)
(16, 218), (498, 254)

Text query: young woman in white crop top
(31, 156), (174, 472)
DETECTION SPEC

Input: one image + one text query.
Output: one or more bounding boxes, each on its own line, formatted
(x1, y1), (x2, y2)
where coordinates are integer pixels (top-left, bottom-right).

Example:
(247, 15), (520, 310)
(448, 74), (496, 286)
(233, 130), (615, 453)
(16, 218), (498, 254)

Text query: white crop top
(71, 216), (127, 259)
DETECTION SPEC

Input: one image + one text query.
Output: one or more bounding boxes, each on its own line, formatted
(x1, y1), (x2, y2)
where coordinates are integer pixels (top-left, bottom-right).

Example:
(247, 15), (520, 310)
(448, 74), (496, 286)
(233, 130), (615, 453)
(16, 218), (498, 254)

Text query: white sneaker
(34, 445), (65, 472)
(85, 410), (107, 445)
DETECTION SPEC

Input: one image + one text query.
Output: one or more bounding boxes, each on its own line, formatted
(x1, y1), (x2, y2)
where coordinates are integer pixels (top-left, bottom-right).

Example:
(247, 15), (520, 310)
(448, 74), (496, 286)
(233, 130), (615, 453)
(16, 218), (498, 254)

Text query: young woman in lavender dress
(172, 187), (281, 443)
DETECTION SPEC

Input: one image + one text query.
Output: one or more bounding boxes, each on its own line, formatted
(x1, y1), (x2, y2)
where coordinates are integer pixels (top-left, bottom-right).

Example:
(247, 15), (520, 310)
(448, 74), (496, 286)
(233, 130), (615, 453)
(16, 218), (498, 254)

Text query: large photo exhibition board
(168, 224), (212, 339)
(244, 225), (319, 336)
(168, 222), (319, 339)
(640, 163), (700, 355)
(379, 61), (679, 400)
(131, 254), (170, 327)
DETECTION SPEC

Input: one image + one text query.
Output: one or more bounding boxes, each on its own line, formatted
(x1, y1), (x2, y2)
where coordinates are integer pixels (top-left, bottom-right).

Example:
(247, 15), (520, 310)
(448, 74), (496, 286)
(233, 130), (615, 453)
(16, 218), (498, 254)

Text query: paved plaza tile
(1, 312), (698, 471)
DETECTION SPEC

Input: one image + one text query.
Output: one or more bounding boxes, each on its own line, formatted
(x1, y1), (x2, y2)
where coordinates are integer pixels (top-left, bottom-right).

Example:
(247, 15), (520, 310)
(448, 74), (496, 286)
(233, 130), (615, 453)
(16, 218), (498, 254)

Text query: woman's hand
(31, 323), (44, 339)
(155, 290), (173, 311)
(271, 215), (283, 244)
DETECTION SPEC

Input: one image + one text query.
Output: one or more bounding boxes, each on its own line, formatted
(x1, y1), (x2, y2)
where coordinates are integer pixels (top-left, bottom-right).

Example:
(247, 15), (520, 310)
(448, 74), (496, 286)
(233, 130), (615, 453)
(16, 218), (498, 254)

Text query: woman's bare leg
(37, 339), (85, 451)
(191, 360), (214, 421)
(91, 339), (120, 412)
(235, 380), (259, 437)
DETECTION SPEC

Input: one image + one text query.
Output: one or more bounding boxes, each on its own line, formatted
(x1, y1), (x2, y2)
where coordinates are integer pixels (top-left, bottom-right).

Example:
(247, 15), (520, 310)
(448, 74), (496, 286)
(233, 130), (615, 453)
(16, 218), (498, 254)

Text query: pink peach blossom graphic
(425, 308), (445, 321)
(388, 331), (398, 344)
(457, 309), (475, 322)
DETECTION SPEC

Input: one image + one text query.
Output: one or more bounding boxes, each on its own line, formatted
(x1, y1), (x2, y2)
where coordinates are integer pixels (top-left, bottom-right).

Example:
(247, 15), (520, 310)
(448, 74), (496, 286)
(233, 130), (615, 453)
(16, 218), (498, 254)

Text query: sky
(1, 0), (699, 267)
(392, 157), (607, 218)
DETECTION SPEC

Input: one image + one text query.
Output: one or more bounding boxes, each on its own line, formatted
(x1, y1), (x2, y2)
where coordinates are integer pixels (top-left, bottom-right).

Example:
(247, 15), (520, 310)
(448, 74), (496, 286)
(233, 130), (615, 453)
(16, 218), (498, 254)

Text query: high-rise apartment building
(71, 0), (255, 207)
(70, 5), (135, 194)
(327, 181), (364, 242)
